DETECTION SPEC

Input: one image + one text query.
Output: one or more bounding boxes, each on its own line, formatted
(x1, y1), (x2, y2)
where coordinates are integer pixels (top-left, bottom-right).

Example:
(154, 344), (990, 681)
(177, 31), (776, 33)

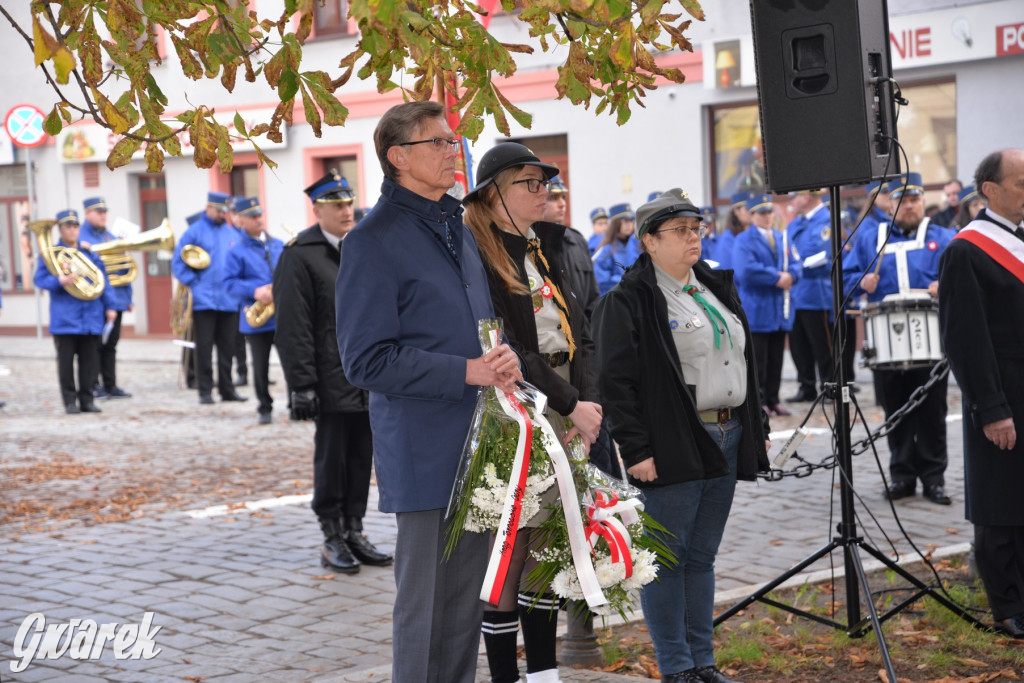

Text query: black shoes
(65, 403), (81, 414)
(107, 386), (132, 398)
(344, 528), (394, 566)
(80, 403), (102, 413)
(923, 483), (952, 505)
(768, 403), (791, 416)
(786, 389), (816, 402)
(319, 518), (360, 574)
(995, 613), (1024, 638)
(220, 390), (248, 402)
(885, 480), (915, 501)
(691, 666), (743, 683)
(258, 412), (272, 425)
(662, 672), (702, 683)
(199, 394), (215, 405)
(93, 384), (109, 400)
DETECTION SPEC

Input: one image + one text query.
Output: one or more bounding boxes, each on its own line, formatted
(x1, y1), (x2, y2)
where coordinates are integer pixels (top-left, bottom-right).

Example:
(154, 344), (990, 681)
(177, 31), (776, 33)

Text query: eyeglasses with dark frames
(399, 137), (461, 151)
(510, 178), (550, 194)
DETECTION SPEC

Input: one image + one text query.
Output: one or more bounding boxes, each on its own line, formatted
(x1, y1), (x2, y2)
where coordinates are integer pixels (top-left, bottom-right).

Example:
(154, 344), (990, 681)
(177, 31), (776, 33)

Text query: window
(894, 79), (957, 190)
(709, 103), (765, 203)
(229, 165), (260, 200)
(319, 156), (360, 205)
(314, 0), (352, 37)
(707, 77), (956, 205)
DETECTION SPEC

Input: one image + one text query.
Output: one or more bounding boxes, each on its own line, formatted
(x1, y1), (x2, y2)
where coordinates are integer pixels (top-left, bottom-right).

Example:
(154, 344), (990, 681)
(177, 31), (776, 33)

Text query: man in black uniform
(543, 175), (600, 320)
(939, 148), (1024, 635)
(273, 172), (392, 574)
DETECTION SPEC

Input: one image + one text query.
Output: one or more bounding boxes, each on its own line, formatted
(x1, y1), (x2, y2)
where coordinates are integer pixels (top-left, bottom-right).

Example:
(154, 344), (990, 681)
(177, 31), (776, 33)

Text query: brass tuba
(29, 219), (106, 301)
(91, 219), (177, 287)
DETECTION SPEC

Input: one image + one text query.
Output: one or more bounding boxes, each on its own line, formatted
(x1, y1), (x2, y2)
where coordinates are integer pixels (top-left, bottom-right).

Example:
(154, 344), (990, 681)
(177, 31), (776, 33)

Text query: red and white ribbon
(585, 489), (643, 580)
(529, 409), (608, 608)
(480, 388), (533, 605)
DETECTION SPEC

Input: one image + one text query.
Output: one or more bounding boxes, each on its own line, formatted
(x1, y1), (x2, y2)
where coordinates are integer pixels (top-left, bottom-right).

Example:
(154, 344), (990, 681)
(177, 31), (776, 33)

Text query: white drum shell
(862, 295), (943, 370)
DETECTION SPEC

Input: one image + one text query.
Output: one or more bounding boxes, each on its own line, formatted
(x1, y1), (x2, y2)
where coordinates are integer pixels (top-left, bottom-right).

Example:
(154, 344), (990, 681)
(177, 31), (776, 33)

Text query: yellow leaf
(144, 143), (164, 172)
(94, 89), (131, 135)
(32, 15), (58, 66)
(107, 134), (142, 170)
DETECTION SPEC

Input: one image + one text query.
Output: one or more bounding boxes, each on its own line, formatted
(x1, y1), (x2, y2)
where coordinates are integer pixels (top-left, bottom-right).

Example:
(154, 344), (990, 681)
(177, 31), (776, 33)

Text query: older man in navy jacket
(336, 101), (521, 683)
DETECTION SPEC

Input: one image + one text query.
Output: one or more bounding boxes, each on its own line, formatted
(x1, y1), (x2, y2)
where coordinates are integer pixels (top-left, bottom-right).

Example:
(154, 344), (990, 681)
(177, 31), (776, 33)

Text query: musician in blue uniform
(79, 197), (133, 400)
(733, 193), (802, 416)
(34, 210), (117, 414)
(786, 190), (833, 402)
(716, 191), (756, 271)
(224, 197), (284, 424)
(843, 173), (955, 505)
(593, 202), (641, 295)
(699, 205), (718, 266)
(171, 191), (248, 405)
(225, 195), (249, 388)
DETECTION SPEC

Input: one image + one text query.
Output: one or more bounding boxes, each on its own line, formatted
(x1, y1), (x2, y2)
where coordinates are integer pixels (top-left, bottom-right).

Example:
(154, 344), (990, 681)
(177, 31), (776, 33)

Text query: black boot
(318, 517), (360, 574)
(343, 517), (394, 566)
(482, 609), (521, 683)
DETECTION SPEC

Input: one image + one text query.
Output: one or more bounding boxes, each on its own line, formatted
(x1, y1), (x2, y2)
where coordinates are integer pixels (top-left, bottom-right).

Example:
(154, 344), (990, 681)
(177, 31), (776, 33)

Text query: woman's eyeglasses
(658, 224), (708, 239)
(510, 178), (550, 194)
(399, 138), (461, 151)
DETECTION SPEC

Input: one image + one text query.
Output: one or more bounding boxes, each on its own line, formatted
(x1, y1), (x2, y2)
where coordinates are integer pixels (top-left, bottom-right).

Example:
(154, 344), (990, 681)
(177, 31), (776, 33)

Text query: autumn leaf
(106, 134), (142, 170)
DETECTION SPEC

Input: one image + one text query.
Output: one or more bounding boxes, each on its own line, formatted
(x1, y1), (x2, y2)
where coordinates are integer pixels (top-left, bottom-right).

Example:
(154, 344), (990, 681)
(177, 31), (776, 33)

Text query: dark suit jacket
(939, 215), (1024, 526)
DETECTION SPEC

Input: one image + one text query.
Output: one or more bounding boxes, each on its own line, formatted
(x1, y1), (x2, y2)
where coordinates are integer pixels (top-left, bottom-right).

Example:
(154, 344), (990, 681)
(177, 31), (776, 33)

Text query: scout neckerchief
(526, 237), (577, 360)
(954, 211), (1024, 286)
(683, 284), (733, 350)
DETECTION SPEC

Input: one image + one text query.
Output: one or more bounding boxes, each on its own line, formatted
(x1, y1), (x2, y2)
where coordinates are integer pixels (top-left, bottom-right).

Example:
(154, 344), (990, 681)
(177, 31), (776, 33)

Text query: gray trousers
(393, 509), (488, 683)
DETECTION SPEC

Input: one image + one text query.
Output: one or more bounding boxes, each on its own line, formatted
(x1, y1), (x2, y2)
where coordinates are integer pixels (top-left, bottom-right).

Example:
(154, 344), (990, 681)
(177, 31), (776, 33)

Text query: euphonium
(91, 219), (177, 287)
(29, 219), (105, 301)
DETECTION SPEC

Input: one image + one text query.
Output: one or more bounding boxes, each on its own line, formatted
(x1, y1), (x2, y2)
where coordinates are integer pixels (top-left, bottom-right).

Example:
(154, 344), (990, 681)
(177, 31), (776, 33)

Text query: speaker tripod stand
(713, 186), (988, 681)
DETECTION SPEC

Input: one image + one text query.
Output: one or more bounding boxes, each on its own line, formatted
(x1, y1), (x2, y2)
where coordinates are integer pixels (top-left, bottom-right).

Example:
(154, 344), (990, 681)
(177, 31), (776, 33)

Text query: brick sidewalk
(0, 336), (972, 681)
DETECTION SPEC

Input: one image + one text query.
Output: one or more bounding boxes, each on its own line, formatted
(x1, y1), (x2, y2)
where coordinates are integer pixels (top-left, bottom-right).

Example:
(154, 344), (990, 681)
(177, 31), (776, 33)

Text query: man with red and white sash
(939, 148), (1024, 637)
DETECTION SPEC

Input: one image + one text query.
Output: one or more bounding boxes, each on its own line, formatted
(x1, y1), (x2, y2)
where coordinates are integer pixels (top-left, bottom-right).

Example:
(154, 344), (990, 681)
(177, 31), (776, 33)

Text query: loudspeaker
(749, 0), (901, 193)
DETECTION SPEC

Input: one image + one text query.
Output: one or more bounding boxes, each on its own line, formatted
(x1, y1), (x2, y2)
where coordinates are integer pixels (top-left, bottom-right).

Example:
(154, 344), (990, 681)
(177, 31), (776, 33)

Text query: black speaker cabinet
(749, 0), (901, 193)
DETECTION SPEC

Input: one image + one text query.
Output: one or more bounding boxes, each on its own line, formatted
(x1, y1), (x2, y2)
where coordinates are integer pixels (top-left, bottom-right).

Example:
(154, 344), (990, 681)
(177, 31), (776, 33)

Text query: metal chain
(757, 360), (950, 480)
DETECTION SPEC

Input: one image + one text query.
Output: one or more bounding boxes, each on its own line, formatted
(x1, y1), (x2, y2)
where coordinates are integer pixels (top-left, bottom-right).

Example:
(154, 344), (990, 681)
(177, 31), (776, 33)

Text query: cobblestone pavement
(0, 335), (972, 681)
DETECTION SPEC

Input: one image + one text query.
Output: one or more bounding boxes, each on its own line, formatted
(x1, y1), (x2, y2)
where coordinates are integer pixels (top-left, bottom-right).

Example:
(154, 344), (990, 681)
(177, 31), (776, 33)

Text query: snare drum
(861, 293), (943, 370)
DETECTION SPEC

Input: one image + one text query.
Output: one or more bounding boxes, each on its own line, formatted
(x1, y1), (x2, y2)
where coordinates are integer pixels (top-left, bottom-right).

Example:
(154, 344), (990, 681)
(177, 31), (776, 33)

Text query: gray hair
(374, 101), (446, 181)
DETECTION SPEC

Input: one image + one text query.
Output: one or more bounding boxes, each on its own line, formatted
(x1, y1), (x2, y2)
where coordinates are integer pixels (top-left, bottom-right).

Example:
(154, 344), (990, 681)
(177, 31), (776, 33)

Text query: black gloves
(290, 389), (319, 421)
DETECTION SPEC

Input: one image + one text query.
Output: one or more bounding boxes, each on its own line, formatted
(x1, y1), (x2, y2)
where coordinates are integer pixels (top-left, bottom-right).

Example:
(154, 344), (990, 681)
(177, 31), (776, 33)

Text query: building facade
(1, 0), (1022, 335)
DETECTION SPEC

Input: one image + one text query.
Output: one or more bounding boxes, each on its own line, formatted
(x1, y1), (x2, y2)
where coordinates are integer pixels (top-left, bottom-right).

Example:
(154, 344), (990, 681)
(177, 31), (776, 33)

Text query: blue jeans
(639, 416), (742, 675)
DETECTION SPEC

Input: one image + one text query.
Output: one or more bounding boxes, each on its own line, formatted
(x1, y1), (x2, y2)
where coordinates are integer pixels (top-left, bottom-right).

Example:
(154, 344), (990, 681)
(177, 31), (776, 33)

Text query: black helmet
(464, 142), (559, 202)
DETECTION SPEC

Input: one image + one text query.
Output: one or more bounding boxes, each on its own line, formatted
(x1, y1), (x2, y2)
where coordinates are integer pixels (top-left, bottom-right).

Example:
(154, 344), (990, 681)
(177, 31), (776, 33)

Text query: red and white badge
(927, 240), (938, 251)
(539, 282), (553, 299)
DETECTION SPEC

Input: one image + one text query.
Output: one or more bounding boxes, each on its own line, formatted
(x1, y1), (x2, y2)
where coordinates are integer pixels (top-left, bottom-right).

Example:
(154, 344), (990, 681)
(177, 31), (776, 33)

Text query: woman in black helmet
(463, 142), (603, 683)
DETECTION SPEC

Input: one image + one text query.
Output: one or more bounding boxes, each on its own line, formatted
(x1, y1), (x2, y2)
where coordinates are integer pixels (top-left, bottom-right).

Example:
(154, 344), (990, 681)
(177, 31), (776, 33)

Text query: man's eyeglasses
(658, 224), (708, 239)
(399, 138), (461, 152)
(510, 178), (550, 194)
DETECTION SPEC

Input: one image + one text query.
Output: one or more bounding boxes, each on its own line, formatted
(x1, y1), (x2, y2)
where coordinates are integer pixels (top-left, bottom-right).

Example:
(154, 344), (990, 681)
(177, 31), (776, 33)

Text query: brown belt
(541, 351), (570, 368)
(698, 407), (733, 425)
